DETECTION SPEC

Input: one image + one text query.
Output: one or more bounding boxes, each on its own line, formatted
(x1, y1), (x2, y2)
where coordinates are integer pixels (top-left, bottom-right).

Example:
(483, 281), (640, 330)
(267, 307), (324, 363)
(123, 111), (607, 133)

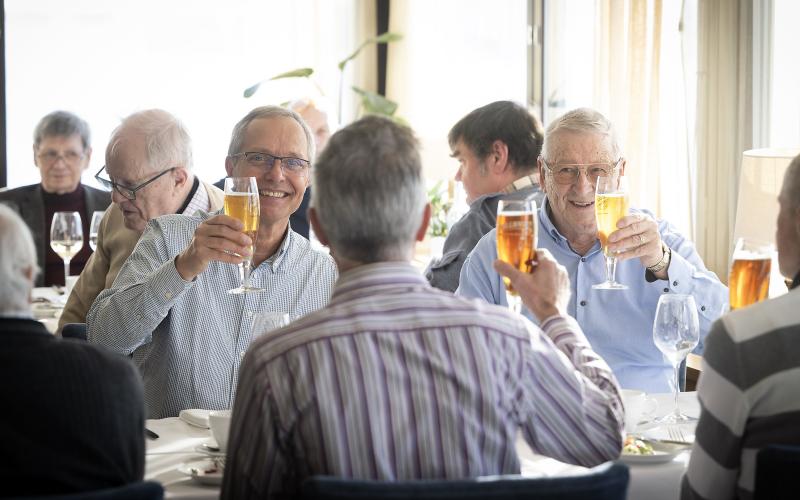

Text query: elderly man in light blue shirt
(457, 108), (727, 393)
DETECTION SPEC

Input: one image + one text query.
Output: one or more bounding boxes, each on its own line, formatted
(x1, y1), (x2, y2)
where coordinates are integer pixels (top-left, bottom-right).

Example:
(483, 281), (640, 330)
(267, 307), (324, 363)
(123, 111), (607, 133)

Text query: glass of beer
(729, 238), (772, 310)
(50, 211), (84, 285)
(593, 173), (629, 290)
(496, 197), (537, 314)
(224, 177), (264, 294)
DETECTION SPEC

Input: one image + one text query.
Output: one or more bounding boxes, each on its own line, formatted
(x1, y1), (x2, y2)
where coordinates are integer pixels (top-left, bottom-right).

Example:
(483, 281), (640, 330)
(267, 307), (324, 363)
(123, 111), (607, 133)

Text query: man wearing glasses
(59, 109), (224, 328)
(87, 106), (337, 418)
(0, 111), (110, 286)
(457, 108), (727, 393)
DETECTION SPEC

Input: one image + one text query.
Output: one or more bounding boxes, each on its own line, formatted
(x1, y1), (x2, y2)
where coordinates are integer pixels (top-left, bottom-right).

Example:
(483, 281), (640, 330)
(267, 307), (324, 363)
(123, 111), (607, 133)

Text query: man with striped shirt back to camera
(682, 153), (800, 500)
(222, 116), (625, 499)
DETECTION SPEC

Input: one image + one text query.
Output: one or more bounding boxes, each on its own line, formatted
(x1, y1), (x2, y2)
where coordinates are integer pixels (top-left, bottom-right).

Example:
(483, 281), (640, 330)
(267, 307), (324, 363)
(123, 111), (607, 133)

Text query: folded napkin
(179, 409), (211, 429)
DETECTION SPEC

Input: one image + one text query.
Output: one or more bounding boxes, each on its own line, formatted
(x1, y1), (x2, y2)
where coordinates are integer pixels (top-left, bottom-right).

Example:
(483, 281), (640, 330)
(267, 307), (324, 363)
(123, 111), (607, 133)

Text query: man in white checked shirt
(87, 106), (337, 418)
(222, 116), (625, 499)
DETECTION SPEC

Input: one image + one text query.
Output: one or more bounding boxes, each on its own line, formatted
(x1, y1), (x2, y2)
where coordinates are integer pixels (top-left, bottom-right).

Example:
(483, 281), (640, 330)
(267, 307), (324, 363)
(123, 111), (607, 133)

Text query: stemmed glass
(593, 172), (629, 289)
(224, 177), (264, 294)
(496, 198), (537, 314)
(50, 211), (84, 284)
(89, 211), (105, 251)
(653, 294), (700, 423)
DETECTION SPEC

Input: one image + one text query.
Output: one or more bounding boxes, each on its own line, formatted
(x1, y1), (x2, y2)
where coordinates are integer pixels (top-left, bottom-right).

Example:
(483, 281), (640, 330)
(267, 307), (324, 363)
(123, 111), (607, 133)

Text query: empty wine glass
(50, 211), (83, 285)
(89, 210), (105, 251)
(653, 294), (700, 423)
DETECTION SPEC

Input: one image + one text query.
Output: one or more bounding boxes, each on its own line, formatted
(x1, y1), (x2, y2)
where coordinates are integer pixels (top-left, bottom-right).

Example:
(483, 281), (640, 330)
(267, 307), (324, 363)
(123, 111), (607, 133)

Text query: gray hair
(33, 111), (91, 150)
(542, 107), (621, 162)
(227, 106), (315, 161)
(783, 153), (800, 209)
(312, 115), (426, 262)
(107, 109), (193, 172)
(0, 205), (39, 314)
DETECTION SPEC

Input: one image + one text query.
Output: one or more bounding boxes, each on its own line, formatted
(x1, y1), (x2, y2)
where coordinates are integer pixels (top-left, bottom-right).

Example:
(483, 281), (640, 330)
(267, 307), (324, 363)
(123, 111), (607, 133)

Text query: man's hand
(175, 215), (253, 281)
(493, 248), (571, 321)
(607, 214), (666, 275)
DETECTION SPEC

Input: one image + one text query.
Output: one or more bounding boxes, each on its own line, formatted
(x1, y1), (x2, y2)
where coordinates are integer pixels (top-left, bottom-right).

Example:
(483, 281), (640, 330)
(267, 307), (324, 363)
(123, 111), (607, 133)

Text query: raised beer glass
(593, 173), (629, 290)
(653, 293), (699, 423)
(50, 211), (83, 285)
(496, 198), (537, 314)
(224, 177), (264, 294)
(729, 238), (772, 310)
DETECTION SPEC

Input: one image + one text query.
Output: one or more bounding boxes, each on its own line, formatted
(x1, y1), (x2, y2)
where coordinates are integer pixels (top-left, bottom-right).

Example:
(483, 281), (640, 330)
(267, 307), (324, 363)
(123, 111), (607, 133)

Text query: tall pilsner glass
(224, 177), (264, 294)
(653, 294), (699, 423)
(593, 173), (629, 289)
(496, 198), (537, 314)
(50, 211), (84, 285)
(729, 238), (772, 310)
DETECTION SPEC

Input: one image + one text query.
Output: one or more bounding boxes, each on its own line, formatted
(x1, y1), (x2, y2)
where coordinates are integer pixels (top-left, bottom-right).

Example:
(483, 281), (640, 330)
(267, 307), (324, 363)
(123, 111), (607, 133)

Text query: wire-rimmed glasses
(94, 165), (175, 200)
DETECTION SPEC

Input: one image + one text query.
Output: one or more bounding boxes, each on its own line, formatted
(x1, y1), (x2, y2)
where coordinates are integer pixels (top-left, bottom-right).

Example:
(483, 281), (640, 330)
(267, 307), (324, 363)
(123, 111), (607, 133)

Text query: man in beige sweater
(59, 110), (223, 328)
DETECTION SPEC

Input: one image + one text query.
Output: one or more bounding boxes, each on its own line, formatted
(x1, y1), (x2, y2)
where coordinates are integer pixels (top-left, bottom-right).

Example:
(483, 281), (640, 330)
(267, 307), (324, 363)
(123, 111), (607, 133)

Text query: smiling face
(539, 130), (621, 245)
(34, 134), (91, 194)
(226, 116), (310, 229)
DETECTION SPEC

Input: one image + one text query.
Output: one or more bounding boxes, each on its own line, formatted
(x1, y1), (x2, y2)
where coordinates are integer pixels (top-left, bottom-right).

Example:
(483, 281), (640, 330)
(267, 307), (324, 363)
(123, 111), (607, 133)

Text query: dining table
(31, 286), (67, 333)
(144, 391), (700, 500)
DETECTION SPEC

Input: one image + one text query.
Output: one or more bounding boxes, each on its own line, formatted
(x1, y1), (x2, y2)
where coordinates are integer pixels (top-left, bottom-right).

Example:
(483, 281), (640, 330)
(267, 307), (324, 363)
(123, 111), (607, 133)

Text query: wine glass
(593, 172), (629, 289)
(50, 211), (84, 285)
(224, 177), (264, 294)
(496, 197), (537, 314)
(653, 294), (700, 423)
(89, 211), (105, 251)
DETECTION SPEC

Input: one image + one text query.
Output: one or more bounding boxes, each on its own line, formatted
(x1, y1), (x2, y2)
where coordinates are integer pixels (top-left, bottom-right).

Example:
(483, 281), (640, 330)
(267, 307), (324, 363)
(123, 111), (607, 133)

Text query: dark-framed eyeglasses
(230, 151), (310, 176)
(541, 158), (623, 185)
(94, 165), (176, 200)
(36, 150), (86, 165)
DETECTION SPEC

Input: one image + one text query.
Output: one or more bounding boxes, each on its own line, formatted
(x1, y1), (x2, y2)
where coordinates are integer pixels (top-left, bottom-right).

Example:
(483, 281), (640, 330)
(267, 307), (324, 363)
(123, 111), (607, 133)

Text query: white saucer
(620, 441), (686, 464)
(194, 440), (226, 457)
(177, 459), (223, 485)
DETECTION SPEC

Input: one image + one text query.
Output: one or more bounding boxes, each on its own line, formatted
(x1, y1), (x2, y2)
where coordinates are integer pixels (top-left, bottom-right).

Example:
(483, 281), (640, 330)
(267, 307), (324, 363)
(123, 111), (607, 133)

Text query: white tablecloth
(145, 392), (700, 500)
(32, 286), (66, 333)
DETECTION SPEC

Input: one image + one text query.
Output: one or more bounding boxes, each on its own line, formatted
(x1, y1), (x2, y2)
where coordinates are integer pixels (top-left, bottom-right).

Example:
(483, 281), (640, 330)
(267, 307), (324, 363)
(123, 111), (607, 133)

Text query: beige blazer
(58, 180), (224, 328)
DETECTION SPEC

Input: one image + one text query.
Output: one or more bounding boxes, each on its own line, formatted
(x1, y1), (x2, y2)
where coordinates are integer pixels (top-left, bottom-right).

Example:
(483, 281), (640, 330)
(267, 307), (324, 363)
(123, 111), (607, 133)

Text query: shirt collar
(502, 174), (538, 194)
(331, 261), (428, 303)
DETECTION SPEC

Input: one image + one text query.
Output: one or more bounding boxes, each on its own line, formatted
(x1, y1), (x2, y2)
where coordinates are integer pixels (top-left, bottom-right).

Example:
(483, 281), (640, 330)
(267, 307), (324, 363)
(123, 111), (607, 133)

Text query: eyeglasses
(37, 150), (86, 165)
(542, 158), (623, 185)
(94, 165), (176, 200)
(230, 152), (310, 176)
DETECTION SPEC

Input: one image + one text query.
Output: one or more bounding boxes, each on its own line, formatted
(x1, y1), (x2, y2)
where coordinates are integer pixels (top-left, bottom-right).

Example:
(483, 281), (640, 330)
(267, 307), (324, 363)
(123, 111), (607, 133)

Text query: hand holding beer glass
(593, 172), (629, 289)
(224, 177), (264, 294)
(728, 238), (772, 310)
(496, 198), (537, 314)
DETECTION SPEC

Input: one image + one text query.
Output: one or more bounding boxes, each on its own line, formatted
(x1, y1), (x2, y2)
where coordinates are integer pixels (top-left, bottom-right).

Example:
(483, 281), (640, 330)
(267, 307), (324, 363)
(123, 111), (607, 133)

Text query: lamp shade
(733, 148), (800, 295)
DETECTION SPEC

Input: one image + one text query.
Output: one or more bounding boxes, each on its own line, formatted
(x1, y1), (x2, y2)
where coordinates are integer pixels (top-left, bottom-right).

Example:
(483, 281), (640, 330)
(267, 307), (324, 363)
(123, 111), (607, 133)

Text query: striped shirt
(222, 262), (625, 500)
(86, 210), (337, 418)
(682, 287), (800, 500)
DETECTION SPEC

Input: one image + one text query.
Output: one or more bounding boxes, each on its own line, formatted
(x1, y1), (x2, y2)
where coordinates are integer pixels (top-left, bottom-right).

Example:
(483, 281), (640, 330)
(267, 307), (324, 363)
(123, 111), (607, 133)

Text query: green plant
(427, 180), (452, 238)
(243, 32), (403, 123)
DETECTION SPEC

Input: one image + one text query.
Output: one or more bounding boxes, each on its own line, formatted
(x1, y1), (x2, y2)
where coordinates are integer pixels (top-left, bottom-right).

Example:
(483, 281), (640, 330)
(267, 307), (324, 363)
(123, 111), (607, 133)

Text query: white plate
(177, 459), (224, 485)
(620, 441), (686, 464)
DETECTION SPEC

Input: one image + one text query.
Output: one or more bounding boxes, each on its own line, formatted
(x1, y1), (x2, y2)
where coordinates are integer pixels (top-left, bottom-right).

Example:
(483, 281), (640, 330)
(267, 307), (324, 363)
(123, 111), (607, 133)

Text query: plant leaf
(338, 32), (403, 71)
(269, 67), (314, 80)
(352, 87), (398, 116)
(243, 83), (261, 98)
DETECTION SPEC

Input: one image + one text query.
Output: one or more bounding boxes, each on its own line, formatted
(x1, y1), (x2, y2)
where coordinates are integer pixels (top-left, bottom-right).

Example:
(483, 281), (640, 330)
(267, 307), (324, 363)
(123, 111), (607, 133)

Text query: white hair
(227, 106), (315, 161)
(107, 109), (193, 172)
(0, 205), (38, 314)
(542, 107), (621, 162)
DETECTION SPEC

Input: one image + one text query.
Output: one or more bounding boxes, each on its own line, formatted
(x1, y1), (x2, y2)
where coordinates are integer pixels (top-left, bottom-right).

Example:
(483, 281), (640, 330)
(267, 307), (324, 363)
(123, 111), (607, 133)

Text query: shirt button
(673, 281), (679, 286)
(239, 351), (246, 359)
(246, 311), (253, 317)
(663, 287), (669, 293)
(164, 292), (172, 299)
(581, 257), (587, 262)
(701, 305), (706, 312)
(580, 300), (587, 306)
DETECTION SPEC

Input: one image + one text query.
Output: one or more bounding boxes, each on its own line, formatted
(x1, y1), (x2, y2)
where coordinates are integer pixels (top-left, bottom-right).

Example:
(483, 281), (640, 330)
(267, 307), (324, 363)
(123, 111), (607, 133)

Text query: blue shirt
(456, 200), (728, 393)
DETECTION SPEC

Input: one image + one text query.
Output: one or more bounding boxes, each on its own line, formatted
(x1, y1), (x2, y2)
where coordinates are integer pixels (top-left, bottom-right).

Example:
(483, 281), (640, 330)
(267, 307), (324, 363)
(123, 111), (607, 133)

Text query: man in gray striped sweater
(682, 152), (800, 500)
(222, 115), (625, 499)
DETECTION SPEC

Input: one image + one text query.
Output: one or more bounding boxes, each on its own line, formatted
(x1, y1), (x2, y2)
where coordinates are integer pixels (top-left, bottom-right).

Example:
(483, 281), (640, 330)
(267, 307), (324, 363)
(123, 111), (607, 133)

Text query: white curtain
(695, 0), (753, 280)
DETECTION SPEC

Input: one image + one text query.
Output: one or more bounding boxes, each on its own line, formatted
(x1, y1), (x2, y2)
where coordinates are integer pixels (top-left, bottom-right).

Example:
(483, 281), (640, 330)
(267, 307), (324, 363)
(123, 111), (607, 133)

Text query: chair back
(755, 445), (800, 500)
(302, 461), (629, 500)
(61, 322), (87, 341)
(11, 481), (163, 500)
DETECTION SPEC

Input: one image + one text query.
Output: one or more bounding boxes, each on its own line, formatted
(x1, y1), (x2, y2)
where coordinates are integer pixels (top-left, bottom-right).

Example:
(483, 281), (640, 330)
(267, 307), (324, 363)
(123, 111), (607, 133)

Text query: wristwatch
(647, 242), (671, 273)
